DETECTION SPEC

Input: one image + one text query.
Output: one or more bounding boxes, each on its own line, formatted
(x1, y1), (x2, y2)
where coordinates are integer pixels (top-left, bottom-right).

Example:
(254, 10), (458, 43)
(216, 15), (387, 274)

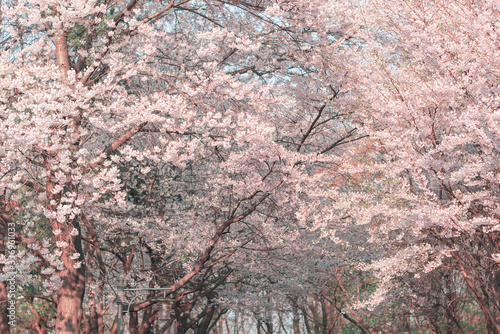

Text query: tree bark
(53, 31), (71, 83)
(51, 25), (86, 334)
(54, 224), (86, 334)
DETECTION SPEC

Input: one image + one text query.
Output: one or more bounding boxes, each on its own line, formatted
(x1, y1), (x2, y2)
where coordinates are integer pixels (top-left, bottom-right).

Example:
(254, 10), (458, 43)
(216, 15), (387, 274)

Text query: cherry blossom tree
(0, 0), (360, 332)
(331, 0), (500, 331)
(2, 0), (497, 332)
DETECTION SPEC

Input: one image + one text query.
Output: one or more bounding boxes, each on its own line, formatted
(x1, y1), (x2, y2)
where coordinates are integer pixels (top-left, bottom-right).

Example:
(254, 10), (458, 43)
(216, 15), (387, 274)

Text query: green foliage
(68, 24), (86, 50)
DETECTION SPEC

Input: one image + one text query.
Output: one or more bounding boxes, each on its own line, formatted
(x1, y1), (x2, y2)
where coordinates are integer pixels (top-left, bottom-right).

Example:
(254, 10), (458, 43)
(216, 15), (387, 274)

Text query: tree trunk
(129, 309), (139, 334)
(195, 306), (215, 334)
(293, 308), (300, 334)
(54, 231), (86, 333)
(453, 253), (500, 333)
(49, 181), (86, 334)
(51, 26), (86, 334)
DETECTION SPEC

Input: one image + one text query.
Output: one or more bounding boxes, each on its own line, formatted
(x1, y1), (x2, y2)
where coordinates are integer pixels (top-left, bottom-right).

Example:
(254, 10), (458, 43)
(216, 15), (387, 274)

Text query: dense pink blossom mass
(0, 0), (499, 333)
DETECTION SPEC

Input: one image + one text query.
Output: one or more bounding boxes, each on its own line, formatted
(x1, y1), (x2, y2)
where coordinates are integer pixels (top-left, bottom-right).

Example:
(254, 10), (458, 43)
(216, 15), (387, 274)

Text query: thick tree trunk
(51, 27), (86, 334)
(54, 271), (84, 333)
(54, 228), (86, 333)
(47, 175), (86, 333)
